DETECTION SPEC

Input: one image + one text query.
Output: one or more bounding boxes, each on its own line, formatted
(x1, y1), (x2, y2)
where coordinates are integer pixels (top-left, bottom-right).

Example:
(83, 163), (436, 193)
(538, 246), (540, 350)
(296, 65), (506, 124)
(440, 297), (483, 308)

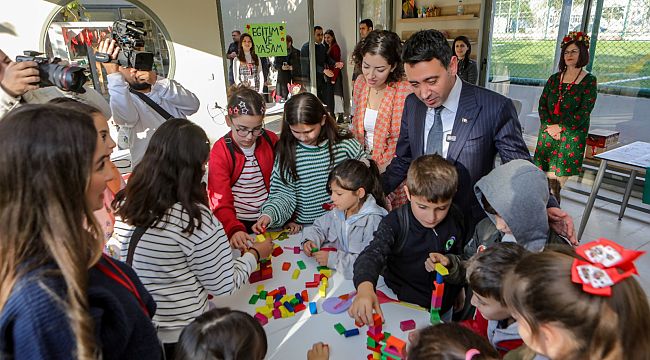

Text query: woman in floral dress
(534, 31), (597, 203)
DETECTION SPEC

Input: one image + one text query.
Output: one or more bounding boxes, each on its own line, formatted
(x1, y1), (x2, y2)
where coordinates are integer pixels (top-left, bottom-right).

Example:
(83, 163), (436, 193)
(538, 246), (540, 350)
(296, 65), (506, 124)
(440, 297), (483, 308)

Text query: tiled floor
(561, 179), (650, 294)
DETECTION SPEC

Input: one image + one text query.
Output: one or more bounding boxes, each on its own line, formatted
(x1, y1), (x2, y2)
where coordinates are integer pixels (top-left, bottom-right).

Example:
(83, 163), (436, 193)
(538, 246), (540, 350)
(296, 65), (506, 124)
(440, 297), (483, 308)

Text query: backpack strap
(126, 226), (147, 266)
(394, 205), (411, 255)
(261, 130), (274, 149)
(224, 133), (237, 180)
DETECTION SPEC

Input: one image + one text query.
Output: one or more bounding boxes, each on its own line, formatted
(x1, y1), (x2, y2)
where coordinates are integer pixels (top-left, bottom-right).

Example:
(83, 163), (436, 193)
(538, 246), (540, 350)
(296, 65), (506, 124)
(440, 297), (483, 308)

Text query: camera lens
(40, 63), (87, 93)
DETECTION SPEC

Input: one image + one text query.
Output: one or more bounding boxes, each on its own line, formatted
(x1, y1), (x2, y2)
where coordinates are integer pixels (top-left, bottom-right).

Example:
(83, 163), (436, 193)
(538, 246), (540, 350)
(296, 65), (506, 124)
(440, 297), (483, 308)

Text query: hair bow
(571, 238), (644, 296)
(465, 349), (481, 360)
(562, 31), (590, 48)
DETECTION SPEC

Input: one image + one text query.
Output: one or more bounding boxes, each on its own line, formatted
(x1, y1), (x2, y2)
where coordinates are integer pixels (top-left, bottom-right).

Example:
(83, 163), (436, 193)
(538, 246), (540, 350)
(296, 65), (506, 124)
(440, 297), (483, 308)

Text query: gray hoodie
(473, 160), (549, 252)
(302, 195), (388, 279)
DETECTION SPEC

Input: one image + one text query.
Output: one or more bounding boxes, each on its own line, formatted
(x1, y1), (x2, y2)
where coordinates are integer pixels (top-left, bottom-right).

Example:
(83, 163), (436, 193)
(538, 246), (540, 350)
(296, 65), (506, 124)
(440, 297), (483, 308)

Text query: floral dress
(534, 72), (597, 176)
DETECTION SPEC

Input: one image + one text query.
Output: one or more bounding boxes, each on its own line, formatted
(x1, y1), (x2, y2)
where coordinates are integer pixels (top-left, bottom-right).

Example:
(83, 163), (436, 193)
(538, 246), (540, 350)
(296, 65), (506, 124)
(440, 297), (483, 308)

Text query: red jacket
(207, 130), (278, 238)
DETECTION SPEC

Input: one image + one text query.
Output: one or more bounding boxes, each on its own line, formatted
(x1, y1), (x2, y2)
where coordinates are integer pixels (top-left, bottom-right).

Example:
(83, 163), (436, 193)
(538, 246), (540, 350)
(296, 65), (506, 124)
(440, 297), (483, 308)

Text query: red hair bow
(571, 238), (645, 296)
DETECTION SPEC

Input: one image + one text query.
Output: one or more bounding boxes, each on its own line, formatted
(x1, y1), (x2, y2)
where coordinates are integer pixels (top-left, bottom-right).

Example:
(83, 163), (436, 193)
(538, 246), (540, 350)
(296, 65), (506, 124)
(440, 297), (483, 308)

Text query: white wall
(1, 0), (229, 142)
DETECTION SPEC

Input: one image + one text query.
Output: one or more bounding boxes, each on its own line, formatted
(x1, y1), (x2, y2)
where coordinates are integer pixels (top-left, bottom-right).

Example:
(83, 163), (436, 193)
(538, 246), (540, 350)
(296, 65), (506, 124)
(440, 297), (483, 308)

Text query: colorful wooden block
(385, 336), (406, 357)
(248, 294), (259, 304)
(272, 246), (284, 257)
(302, 289), (309, 302)
(292, 269), (301, 280)
(256, 285), (265, 293)
(254, 312), (268, 325)
(266, 296), (273, 305)
(259, 290), (267, 299)
(309, 302), (317, 314)
(311, 247), (320, 253)
(305, 281), (319, 288)
(278, 286), (287, 295)
(297, 260), (306, 270)
(344, 328), (360, 337)
(399, 320), (416, 331)
(294, 303), (306, 312)
(334, 323), (346, 335)
(434, 263), (449, 276)
(282, 262), (291, 271)
(293, 246), (301, 254)
(272, 308), (282, 319)
(319, 269), (333, 278)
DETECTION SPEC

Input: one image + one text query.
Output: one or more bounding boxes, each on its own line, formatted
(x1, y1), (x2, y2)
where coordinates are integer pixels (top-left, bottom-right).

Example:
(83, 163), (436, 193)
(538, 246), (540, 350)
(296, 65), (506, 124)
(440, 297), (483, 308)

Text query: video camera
(15, 51), (88, 93)
(96, 19), (154, 71)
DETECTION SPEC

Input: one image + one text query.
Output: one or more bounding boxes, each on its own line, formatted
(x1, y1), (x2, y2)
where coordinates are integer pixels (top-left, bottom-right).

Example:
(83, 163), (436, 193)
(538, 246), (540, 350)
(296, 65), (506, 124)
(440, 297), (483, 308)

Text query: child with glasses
(208, 85), (278, 251)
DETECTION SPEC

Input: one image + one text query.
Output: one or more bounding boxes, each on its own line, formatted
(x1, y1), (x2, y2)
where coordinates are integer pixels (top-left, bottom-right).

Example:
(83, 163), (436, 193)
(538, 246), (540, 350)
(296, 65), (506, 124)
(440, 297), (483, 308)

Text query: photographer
(0, 48), (111, 119)
(98, 38), (199, 165)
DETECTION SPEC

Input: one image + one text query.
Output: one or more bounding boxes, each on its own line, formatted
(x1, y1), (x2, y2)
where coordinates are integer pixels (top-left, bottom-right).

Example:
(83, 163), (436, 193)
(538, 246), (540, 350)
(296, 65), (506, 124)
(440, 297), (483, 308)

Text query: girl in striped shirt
(252, 92), (365, 234)
(113, 119), (273, 357)
(208, 85), (278, 251)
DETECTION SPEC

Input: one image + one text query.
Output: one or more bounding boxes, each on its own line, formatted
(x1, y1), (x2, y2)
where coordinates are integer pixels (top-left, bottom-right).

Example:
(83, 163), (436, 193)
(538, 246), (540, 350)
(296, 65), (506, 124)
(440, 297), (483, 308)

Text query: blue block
(344, 328), (360, 337)
(275, 294), (283, 302)
(436, 272), (443, 284)
(295, 293), (303, 303)
(283, 301), (294, 313)
(309, 302), (317, 314)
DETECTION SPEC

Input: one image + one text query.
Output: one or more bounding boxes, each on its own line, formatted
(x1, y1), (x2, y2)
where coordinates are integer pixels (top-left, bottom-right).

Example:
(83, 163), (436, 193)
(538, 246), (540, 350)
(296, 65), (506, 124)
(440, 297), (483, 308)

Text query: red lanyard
(96, 254), (150, 317)
(553, 70), (580, 115)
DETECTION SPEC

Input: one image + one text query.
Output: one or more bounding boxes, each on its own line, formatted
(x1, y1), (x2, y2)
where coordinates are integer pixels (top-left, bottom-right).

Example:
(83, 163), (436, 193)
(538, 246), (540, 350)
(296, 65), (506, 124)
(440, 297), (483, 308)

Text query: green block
(317, 266), (329, 271)
(248, 294), (259, 304)
(430, 309), (441, 324)
(290, 298), (300, 306)
(311, 248), (320, 253)
(380, 344), (402, 360)
(334, 323), (346, 335)
(297, 260), (306, 270)
(383, 332), (391, 340)
(259, 290), (267, 298)
(367, 337), (377, 348)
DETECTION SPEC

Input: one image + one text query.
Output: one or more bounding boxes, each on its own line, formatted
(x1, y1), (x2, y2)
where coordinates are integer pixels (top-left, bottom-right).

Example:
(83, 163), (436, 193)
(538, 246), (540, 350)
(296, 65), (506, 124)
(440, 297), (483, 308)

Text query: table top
(596, 141), (650, 168)
(210, 229), (431, 359)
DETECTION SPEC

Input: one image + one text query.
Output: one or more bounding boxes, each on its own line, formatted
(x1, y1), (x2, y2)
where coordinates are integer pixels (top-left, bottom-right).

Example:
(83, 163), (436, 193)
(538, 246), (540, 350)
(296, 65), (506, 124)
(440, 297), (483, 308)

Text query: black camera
(96, 19), (154, 71)
(15, 51), (87, 93)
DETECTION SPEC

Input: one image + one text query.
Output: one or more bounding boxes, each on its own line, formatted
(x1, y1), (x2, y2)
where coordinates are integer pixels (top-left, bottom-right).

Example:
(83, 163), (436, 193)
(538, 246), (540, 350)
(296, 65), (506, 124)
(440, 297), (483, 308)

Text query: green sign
(246, 22), (287, 57)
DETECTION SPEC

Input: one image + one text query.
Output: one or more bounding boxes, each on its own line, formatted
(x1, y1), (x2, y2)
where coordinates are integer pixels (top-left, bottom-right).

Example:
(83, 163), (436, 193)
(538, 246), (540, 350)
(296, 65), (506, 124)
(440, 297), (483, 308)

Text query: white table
(577, 141), (650, 240)
(211, 230), (430, 359)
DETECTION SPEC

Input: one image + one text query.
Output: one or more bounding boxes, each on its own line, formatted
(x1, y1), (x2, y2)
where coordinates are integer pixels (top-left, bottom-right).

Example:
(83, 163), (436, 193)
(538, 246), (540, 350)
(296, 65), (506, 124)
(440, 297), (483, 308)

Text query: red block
(305, 281), (319, 288)
(294, 303), (306, 313)
(282, 262), (291, 271)
(249, 271), (262, 283)
(367, 330), (384, 343)
(268, 290), (279, 298)
(261, 267), (273, 277)
(272, 247), (284, 257)
(400, 319), (416, 331)
(301, 290), (309, 302)
(372, 313), (382, 328)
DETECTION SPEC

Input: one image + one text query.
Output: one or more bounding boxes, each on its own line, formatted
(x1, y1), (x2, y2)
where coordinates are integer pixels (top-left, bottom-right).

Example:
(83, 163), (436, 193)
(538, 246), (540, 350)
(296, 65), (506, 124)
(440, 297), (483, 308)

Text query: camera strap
(129, 88), (174, 120)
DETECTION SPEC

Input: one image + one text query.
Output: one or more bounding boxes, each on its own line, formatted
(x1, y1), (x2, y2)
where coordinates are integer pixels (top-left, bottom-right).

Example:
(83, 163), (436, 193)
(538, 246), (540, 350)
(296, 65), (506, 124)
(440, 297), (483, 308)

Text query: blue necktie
(426, 106), (444, 155)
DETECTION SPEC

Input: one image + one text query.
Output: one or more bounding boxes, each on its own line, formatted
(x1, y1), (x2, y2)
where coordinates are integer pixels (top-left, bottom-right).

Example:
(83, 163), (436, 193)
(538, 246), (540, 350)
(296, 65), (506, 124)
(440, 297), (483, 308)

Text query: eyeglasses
(233, 122), (265, 137)
(564, 49), (579, 56)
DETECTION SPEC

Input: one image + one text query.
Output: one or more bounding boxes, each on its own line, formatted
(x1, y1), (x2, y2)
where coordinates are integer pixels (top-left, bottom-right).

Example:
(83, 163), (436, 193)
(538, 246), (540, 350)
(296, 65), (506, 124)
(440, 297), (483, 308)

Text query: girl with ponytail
(0, 104), (160, 360)
(503, 239), (650, 360)
(301, 159), (388, 279)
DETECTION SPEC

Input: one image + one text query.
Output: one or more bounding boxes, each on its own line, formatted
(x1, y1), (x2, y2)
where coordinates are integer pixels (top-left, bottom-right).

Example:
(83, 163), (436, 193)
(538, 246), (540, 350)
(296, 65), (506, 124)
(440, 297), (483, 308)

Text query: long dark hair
(327, 159), (386, 209)
(453, 36), (472, 72)
(175, 307), (267, 360)
(352, 30), (405, 84)
(278, 92), (351, 183)
(237, 33), (260, 66)
(0, 104), (101, 359)
(325, 29), (338, 56)
(113, 118), (210, 234)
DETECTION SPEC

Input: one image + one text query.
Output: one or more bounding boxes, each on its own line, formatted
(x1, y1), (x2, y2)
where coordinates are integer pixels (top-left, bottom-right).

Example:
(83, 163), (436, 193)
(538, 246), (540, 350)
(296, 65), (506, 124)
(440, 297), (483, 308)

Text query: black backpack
(224, 131), (274, 180)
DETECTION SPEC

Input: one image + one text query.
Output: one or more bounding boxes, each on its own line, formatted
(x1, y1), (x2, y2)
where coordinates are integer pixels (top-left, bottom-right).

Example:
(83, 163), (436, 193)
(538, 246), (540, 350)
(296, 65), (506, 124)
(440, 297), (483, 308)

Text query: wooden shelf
(400, 14), (478, 22)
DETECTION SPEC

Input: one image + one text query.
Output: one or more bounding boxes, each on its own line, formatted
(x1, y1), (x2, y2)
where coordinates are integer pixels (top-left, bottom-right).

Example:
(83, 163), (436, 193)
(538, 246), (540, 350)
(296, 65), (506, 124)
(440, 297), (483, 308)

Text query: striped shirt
(232, 145), (268, 221)
(261, 138), (365, 227)
(114, 203), (256, 343)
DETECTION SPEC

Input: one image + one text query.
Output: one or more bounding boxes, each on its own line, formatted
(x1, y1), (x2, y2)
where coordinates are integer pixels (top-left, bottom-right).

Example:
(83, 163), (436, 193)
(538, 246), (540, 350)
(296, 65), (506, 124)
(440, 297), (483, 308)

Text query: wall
(1, 0), (228, 142)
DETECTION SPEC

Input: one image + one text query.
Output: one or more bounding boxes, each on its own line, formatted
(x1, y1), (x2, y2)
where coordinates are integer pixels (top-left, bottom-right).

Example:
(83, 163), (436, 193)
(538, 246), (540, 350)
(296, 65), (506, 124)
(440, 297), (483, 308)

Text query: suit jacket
(383, 80), (540, 226)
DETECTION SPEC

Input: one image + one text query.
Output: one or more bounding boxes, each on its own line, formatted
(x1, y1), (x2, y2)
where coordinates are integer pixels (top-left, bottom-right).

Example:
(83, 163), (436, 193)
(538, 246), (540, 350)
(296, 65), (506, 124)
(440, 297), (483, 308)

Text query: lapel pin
(446, 134), (457, 142)
(462, 118), (469, 123)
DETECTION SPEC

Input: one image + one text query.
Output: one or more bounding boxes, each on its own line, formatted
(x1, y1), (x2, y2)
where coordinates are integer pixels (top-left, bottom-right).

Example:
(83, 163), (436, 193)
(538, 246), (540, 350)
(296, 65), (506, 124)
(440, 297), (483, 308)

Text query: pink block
(400, 320), (416, 331)
(278, 286), (287, 295)
(272, 308), (282, 319)
(254, 313), (268, 326)
(294, 246), (301, 254)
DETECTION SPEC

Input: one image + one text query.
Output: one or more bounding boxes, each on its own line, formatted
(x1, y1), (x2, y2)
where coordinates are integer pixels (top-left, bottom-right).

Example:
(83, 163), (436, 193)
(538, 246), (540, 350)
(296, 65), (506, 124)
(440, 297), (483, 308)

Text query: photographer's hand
(98, 39), (120, 74)
(0, 61), (39, 97)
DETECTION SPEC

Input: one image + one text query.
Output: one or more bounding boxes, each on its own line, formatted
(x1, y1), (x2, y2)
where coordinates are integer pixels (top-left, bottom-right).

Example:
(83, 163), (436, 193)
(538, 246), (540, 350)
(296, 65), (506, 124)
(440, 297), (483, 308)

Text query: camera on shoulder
(96, 19), (154, 71)
(15, 51), (88, 93)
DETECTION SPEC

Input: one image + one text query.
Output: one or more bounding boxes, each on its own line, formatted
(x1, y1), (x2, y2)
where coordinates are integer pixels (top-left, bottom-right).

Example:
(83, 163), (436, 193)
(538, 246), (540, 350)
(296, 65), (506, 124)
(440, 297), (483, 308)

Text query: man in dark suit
(300, 26), (329, 105)
(383, 29), (576, 243)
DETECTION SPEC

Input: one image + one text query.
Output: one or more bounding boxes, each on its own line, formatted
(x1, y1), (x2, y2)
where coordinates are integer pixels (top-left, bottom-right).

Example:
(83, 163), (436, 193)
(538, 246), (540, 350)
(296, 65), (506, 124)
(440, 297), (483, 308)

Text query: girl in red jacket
(208, 85), (278, 251)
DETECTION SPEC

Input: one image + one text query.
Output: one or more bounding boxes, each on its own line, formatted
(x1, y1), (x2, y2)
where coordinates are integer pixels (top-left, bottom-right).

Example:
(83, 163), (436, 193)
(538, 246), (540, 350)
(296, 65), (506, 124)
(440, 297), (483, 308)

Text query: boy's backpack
(393, 204), (465, 255)
(224, 131), (274, 179)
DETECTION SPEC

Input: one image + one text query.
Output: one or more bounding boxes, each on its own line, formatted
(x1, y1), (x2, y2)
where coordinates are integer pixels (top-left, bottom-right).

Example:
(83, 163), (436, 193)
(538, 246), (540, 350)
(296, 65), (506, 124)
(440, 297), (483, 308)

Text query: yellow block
(256, 285), (265, 293)
(319, 269), (333, 278)
(266, 296), (273, 305)
(255, 233), (266, 243)
(321, 277), (328, 287)
(280, 306), (289, 318)
(435, 263), (449, 276)
(292, 269), (301, 280)
(319, 284), (327, 298)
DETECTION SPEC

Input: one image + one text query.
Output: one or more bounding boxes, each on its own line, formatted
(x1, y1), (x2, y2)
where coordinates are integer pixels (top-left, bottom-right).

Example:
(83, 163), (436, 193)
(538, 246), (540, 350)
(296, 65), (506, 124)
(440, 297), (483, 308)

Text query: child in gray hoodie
(302, 159), (388, 279)
(467, 159), (569, 254)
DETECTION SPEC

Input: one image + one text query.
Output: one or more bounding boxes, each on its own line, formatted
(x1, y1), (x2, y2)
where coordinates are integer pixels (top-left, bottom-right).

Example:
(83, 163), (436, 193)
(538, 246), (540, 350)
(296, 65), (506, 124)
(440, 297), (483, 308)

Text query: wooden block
(272, 308), (281, 319)
(385, 336), (406, 357)
(256, 285), (265, 293)
(301, 290), (309, 302)
(272, 246), (284, 257)
(266, 296), (273, 305)
(319, 269), (332, 278)
(334, 323), (346, 335)
(282, 262), (291, 271)
(309, 302), (317, 314)
(434, 263), (449, 276)
(293, 246), (301, 254)
(278, 286), (287, 295)
(344, 328), (360, 337)
(254, 312), (268, 325)
(305, 281), (319, 288)
(248, 294), (259, 304)
(297, 260), (306, 270)
(294, 303), (306, 313)
(259, 290), (267, 299)
(399, 320), (416, 331)
(292, 269), (301, 280)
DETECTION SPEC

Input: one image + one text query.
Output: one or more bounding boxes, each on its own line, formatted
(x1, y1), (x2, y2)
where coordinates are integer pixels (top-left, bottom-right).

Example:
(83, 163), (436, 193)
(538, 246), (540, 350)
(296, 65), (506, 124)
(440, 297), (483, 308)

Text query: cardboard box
(585, 129), (619, 159)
